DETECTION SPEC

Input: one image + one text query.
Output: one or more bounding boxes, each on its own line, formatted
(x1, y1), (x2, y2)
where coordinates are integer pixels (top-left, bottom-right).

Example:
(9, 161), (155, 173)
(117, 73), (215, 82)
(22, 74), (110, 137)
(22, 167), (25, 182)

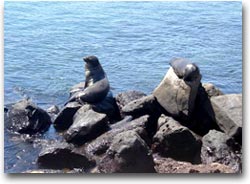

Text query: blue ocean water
(4, 1), (242, 107)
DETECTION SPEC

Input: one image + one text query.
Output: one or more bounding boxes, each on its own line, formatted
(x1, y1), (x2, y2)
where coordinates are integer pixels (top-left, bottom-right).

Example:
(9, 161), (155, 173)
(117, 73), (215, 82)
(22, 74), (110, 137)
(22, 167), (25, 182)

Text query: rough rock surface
(153, 66), (201, 120)
(201, 130), (242, 173)
(203, 83), (223, 97)
(85, 115), (150, 156)
(37, 141), (95, 170)
(153, 155), (234, 173)
(115, 91), (146, 115)
(46, 105), (60, 115)
(98, 130), (155, 173)
(53, 101), (82, 131)
(210, 94), (242, 143)
(6, 99), (52, 134)
(153, 114), (202, 163)
(65, 109), (109, 145)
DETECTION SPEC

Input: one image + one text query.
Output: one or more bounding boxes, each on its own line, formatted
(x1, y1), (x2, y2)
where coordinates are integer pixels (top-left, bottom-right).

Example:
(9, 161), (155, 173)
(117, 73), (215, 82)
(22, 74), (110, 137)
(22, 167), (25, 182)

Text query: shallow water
(4, 1), (242, 173)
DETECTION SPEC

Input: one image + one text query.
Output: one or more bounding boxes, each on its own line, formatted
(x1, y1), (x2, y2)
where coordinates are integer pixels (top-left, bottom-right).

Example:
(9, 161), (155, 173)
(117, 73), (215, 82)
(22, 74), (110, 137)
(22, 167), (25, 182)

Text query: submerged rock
(201, 130), (242, 173)
(98, 130), (155, 173)
(210, 94), (242, 144)
(64, 109), (109, 145)
(153, 114), (202, 163)
(53, 101), (82, 131)
(6, 99), (52, 135)
(37, 141), (95, 170)
(153, 58), (201, 120)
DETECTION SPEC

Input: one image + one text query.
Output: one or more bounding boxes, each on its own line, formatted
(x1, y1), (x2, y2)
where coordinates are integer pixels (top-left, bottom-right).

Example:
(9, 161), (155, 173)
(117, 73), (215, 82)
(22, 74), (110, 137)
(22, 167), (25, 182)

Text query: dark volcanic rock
(153, 155), (234, 173)
(98, 130), (155, 173)
(202, 83), (223, 98)
(85, 115), (150, 156)
(115, 90), (146, 115)
(64, 109), (109, 145)
(37, 141), (95, 170)
(7, 99), (52, 135)
(210, 94), (242, 144)
(53, 101), (82, 131)
(153, 59), (201, 121)
(201, 130), (242, 173)
(153, 114), (202, 163)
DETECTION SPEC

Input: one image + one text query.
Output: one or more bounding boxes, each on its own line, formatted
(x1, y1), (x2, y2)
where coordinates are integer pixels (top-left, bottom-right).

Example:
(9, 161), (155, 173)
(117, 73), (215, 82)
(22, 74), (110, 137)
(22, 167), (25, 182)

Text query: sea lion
(67, 56), (110, 104)
(170, 58), (200, 82)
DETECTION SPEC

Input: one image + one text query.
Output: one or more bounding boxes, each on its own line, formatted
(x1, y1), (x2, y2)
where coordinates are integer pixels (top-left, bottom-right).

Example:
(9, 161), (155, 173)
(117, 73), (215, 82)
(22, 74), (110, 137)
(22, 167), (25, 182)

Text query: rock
(6, 99), (52, 135)
(115, 91), (146, 116)
(98, 130), (155, 173)
(121, 95), (159, 117)
(37, 141), (95, 170)
(91, 91), (121, 122)
(153, 59), (201, 120)
(53, 101), (82, 131)
(46, 105), (60, 114)
(64, 109), (109, 145)
(85, 115), (150, 156)
(153, 155), (234, 173)
(202, 83), (223, 97)
(153, 114), (202, 163)
(201, 130), (242, 173)
(210, 94), (242, 144)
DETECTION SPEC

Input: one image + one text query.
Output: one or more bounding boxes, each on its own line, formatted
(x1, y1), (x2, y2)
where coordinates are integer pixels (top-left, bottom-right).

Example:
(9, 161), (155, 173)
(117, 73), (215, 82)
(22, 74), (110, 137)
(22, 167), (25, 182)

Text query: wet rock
(91, 91), (121, 122)
(6, 99), (52, 135)
(153, 58), (201, 120)
(202, 83), (223, 97)
(201, 130), (242, 173)
(98, 130), (155, 173)
(37, 141), (95, 170)
(153, 155), (234, 173)
(85, 115), (150, 156)
(153, 114), (202, 163)
(210, 94), (242, 144)
(64, 109), (109, 145)
(115, 91), (146, 116)
(53, 101), (82, 131)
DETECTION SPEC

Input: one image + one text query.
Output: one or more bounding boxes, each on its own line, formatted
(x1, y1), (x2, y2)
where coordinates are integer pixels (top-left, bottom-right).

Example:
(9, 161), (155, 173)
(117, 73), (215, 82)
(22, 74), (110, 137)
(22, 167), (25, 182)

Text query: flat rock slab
(98, 130), (155, 173)
(37, 141), (95, 170)
(201, 130), (242, 173)
(153, 114), (202, 163)
(153, 155), (234, 173)
(211, 94), (242, 143)
(65, 109), (108, 145)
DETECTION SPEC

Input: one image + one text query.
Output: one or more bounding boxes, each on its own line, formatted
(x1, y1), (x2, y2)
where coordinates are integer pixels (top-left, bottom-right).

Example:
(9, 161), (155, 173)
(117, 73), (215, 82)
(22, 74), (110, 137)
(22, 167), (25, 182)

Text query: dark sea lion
(170, 58), (200, 82)
(67, 56), (110, 104)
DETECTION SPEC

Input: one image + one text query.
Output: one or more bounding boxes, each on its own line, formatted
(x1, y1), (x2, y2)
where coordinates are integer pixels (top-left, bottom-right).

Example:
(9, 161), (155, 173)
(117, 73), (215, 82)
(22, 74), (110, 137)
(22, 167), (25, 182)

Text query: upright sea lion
(67, 56), (110, 104)
(170, 58), (200, 82)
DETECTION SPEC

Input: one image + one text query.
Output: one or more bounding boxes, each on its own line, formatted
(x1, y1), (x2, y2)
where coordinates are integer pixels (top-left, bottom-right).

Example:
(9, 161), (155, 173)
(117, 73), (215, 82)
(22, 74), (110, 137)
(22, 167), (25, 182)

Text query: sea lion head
(83, 55), (100, 68)
(183, 63), (200, 82)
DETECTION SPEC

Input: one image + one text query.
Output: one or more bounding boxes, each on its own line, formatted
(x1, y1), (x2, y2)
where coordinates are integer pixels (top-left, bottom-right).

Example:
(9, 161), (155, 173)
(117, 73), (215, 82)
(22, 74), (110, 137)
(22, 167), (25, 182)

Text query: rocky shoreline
(4, 57), (242, 173)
